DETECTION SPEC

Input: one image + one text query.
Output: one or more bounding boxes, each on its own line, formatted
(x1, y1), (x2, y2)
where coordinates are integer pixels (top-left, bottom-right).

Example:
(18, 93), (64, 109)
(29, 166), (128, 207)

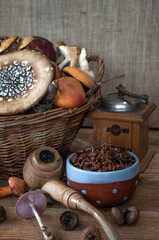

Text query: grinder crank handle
(42, 179), (121, 240)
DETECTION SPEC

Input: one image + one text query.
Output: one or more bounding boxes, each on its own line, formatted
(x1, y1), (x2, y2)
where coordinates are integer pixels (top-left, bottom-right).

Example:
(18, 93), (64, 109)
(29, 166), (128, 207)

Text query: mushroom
(80, 226), (102, 240)
(59, 211), (79, 231)
(0, 49), (53, 115)
(0, 206), (6, 223)
(62, 66), (94, 88)
(0, 177), (25, 198)
(17, 36), (35, 50)
(58, 45), (81, 69)
(123, 206), (140, 225)
(78, 48), (95, 80)
(111, 207), (125, 226)
(0, 35), (18, 53)
(16, 190), (55, 240)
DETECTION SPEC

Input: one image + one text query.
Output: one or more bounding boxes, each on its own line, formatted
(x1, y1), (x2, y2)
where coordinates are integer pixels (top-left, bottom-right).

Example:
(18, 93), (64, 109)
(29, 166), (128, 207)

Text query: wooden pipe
(42, 179), (121, 240)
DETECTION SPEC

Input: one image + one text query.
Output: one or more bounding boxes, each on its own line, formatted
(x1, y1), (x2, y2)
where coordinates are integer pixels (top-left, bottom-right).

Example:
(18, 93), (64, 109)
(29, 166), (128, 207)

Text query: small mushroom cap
(0, 49), (53, 115)
(8, 177), (25, 196)
(16, 191), (47, 219)
(63, 66), (94, 88)
(17, 36), (35, 50)
(0, 35), (18, 53)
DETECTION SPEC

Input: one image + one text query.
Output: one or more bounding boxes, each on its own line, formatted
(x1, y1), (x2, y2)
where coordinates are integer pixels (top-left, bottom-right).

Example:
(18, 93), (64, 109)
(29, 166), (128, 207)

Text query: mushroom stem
(79, 48), (95, 80)
(0, 177), (25, 198)
(30, 203), (54, 240)
(0, 186), (12, 198)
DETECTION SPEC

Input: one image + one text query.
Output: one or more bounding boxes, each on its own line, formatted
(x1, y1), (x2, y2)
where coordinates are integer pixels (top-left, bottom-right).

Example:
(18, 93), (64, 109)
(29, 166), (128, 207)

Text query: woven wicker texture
(0, 56), (104, 179)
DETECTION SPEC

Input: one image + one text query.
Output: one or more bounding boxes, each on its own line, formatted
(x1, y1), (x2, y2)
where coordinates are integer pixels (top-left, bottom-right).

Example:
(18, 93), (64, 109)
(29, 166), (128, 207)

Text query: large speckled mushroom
(0, 49), (53, 115)
(16, 190), (55, 240)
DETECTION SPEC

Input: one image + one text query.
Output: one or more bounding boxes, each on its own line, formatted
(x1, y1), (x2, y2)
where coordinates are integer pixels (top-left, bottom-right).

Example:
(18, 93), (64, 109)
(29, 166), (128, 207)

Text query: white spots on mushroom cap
(0, 97), (3, 101)
(4, 61), (9, 65)
(48, 73), (51, 77)
(14, 61), (18, 65)
(22, 93), (28, 98)
(96, 200), (101, 204)
(45, 67), (50, 72)
(7, 98), (13, 102)
(22, 61), (29, 67)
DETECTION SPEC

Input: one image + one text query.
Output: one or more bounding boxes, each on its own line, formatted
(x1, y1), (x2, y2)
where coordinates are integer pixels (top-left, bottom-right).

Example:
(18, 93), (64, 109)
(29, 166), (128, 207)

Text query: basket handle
(87, 55), (105, 84)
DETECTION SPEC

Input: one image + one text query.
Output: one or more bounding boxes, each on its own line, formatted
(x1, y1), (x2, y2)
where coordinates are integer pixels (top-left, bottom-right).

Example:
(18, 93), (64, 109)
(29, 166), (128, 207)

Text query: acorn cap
(0, 49), (53, 115)
(63, 66), (94, 88)
(16, 191), (47, 219)
(0, 35), (18, 53)
(8, 177), (25, 196)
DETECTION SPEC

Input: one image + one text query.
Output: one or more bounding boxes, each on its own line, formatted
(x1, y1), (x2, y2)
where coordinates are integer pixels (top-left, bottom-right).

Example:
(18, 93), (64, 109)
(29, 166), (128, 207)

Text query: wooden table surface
(0, 128), (159, 240)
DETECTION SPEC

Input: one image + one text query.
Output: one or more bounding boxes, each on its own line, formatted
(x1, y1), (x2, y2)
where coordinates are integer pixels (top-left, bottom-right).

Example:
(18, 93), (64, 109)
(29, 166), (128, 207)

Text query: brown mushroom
(123, 206), (140, 225)
(0, 49), (53, 115)
(54, 77), (86, 108)
(80, 226), (102, 240)
(59, 211), (79, 231)
(111, 207), (125, 226)
(16, 190), (55, 240)
(0, 35), (18, 53)
(0, 177), (25, 198)
(63, 66), (94, 88)
(17, 36), (35, 50)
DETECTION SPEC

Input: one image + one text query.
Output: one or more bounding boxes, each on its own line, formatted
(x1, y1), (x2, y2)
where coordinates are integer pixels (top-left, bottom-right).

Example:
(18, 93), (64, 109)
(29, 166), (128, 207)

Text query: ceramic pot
(23, 146), (63, 189)
(66, 151), (140, 207)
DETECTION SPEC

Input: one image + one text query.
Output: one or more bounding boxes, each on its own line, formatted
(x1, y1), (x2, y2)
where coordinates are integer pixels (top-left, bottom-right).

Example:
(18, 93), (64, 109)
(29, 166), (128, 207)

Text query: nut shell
(59, 211), (79, 231)
(111, 207), (125, 226)
(124, 206), (139, 225)
(80, 226), (102, 240)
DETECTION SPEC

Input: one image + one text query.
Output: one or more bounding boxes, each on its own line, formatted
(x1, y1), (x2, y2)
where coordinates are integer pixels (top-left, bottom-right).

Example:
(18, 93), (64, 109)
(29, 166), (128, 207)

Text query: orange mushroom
(0, 177), (25, 198)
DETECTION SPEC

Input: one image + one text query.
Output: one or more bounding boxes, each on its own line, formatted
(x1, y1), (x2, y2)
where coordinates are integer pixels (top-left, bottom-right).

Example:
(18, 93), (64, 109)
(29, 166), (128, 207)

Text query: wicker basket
(0, 56), (104, 179)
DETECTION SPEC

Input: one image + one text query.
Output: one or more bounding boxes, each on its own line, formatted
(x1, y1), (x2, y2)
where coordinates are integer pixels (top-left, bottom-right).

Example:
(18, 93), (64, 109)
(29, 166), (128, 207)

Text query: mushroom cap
(8, 177), (25, 196)
(16, 191), (47, 219)
(17, 36), (35, 50)
(0, 49), (53, 115)
(63, 66), (94, 88)
(54, 77), (86, 108)
(0, 35), (18, 53)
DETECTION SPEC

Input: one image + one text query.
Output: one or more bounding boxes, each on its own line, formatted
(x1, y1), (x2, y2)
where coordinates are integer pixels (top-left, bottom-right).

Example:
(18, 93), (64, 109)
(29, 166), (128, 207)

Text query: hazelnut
(123, 206), (140, 225)
(111, 207), (125, 226)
